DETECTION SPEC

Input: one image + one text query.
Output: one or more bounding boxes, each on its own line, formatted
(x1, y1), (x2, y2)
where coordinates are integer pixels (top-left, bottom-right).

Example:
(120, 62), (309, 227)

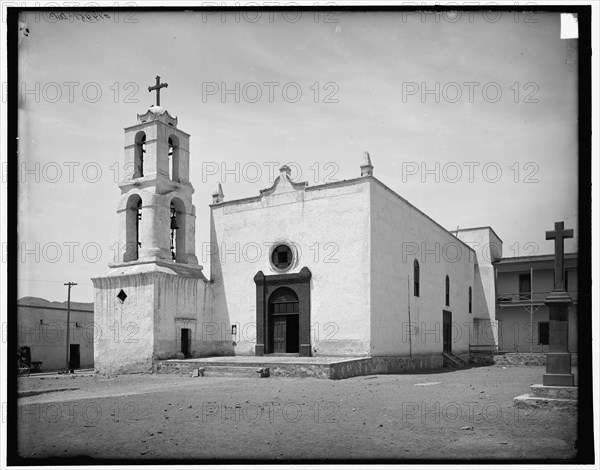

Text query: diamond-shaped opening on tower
(117, 289), (127, 303)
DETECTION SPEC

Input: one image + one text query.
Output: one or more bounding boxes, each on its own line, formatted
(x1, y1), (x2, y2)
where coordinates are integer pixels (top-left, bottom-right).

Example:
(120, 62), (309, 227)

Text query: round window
(271, 244), (293, 271)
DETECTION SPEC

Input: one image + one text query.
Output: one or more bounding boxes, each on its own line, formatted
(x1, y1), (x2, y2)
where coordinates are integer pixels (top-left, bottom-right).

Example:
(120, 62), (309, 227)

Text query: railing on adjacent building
(469, 344), (498, 355)
(497, 291), (578, 304)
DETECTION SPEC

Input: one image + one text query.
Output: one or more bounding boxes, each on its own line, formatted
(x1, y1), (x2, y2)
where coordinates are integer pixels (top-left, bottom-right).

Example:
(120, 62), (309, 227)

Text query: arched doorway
(254, 267), (312, 357)
(268, 287), (300, 354)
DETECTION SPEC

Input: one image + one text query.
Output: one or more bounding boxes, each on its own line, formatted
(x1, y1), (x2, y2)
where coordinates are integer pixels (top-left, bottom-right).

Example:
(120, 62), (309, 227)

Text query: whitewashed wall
(93, 263), (211, 374)
(455, 227), (503, 347)
(210, 175), (372, 356)
(370, 180), (475, 356)
(93, 271), (156, 374)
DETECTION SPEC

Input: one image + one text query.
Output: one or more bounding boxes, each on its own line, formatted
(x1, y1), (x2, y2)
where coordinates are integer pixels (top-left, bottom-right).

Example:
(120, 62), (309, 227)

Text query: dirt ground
(15, 365), (578, 462)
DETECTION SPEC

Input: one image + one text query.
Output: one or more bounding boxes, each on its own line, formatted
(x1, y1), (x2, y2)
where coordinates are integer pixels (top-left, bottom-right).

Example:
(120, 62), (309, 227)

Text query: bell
(170, 214), (179, 230)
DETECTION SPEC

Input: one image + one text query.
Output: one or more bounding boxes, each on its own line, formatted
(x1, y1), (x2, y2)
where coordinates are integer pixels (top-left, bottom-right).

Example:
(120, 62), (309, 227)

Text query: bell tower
(92, 77), (210, 375)
(116, 76), (198, 265)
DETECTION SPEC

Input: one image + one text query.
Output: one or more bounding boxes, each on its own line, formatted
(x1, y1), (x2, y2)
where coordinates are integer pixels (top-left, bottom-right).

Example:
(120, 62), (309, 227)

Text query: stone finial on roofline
(212, 182), (224, 204)
(279, 164), (292, 179)
(361, 151), (373, 177)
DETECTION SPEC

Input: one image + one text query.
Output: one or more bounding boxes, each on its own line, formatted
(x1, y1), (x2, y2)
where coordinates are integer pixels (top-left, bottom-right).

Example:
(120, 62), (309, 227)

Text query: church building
(92, 98), (503, 375)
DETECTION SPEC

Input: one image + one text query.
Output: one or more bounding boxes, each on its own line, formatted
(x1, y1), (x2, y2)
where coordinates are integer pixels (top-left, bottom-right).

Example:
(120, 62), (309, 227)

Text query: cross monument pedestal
(542, 221), (574, 387)
(514, 221), (576, 412)
(543, 290), (574, 386)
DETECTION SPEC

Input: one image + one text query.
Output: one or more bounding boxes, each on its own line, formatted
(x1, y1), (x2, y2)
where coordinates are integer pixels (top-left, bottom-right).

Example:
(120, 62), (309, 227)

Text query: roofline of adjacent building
(453, 226), (503, 243)
(494, 252), (578, 264)
(17, 303), (94, 313)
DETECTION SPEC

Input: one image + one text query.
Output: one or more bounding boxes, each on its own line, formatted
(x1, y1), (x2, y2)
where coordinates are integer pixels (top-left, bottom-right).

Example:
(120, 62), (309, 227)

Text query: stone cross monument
(542, 221), (574, 387)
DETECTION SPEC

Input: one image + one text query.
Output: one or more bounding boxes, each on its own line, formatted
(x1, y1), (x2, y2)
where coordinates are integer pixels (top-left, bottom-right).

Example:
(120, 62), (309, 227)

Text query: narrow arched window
(445, 275), (450, 306)
(168, 135), (180, 182)
(413, 260), (420, 297)
(468, 286), (472, 313)
(134, 132), (146, 178)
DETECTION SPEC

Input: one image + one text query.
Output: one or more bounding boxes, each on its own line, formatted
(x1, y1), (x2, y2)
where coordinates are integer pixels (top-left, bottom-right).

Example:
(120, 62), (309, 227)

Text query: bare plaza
(17, 365), (577, 461)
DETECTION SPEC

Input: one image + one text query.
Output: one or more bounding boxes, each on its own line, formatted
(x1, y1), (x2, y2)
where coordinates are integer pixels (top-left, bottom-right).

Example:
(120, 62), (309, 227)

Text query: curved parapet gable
(259, 165), (308, 198)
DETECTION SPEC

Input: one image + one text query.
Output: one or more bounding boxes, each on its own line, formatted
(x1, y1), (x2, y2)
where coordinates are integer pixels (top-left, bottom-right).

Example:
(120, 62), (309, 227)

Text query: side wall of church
(369, 180), (475, 356)
(210, 179), (372, 357)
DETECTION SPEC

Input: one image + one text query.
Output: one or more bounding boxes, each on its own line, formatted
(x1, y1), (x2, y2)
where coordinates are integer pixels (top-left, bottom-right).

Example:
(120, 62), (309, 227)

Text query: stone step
(530, 384), (578, 400)
(514, 393), (577, 413)
(442, 353), (470, 369)
(154, 354), (445, 379)
(201, 365), (269, 378)
(154, 360), (331, 378)
(154, 361), (199, 375)
(494, 353), (578, 367)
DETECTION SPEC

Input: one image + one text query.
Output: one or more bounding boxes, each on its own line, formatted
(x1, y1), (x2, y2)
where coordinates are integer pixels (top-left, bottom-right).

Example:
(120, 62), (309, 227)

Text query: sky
(14, 8), (580, 302)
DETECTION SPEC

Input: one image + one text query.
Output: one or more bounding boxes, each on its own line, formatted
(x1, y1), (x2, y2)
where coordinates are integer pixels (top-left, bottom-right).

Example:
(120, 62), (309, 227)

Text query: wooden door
(273, 318), (287, 353)
(69, 344), (80, 369)
(443, 311), (452, 353)
(181, 328), (191, 358)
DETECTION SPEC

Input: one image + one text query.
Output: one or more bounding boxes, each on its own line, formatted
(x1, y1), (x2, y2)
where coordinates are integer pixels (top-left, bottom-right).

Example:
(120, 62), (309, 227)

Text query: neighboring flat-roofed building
(17, 297), (94, 371)
(495, 253), (578, 353)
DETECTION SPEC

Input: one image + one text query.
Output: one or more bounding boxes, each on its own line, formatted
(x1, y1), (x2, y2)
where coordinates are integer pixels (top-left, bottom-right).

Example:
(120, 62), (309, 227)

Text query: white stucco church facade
(92, 103), (502, 375)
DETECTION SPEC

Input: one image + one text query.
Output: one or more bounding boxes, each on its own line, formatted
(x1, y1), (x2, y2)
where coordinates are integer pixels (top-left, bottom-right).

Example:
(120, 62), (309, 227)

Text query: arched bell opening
(169, 197), (187, 263)
(168, 134), (180, 183)
(124, 194), (142, 262)
(133, 131), (146, 178)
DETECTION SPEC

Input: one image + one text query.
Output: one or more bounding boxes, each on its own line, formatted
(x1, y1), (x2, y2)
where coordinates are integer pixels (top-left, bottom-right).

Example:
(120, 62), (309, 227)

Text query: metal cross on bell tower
(148, 75), (168, 106)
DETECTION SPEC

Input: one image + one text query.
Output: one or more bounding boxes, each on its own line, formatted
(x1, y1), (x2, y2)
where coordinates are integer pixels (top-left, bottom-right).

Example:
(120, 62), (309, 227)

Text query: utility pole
(64, 282), (77, 373)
